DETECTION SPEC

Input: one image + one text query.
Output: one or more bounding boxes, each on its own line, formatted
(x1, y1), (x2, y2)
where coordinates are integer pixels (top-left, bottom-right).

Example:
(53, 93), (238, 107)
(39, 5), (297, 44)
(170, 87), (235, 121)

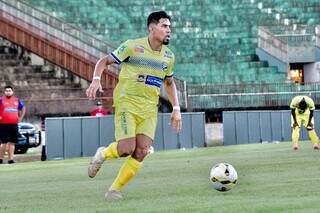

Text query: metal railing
(0, 0), (188, 108)
(1, 0), (114, 56)
(316, 25), (320, 48)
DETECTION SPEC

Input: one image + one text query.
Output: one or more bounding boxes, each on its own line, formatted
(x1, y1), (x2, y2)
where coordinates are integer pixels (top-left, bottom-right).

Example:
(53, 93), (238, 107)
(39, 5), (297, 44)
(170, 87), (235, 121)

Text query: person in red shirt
(90, 101), (108, 117)
(0, 86), (26, 164)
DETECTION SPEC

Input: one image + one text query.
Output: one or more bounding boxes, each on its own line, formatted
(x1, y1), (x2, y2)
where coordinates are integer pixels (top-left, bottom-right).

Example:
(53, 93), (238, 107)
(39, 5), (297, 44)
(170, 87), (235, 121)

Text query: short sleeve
(18, 99), (25, 110)
(110, 40), (132, 64)
(290, 97), (298, 109)
(165, 54), (175, 78)
(306, 97), (315, 110)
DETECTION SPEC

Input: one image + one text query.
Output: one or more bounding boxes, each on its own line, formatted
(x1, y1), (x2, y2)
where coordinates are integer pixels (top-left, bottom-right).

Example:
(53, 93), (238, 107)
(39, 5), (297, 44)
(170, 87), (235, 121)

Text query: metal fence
(45, 112), (205, 160)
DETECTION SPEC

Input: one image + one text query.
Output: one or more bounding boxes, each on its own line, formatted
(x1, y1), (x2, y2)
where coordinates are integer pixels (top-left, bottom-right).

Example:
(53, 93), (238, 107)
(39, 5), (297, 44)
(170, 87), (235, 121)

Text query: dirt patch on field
(13, 155), (41, 163)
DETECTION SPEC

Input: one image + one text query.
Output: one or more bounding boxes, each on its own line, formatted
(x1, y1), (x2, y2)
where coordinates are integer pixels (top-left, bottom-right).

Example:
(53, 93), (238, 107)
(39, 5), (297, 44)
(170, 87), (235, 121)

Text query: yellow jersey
(110, 37), (175, 117)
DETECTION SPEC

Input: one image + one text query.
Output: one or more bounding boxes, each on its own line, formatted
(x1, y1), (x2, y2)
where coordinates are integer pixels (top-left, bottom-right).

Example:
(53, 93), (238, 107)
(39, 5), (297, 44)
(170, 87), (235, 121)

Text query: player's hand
(307, 123), (314, 130)
(293, 122), (299, 129)
(170, 109), (182, 133)
(86, 79), (103, 100)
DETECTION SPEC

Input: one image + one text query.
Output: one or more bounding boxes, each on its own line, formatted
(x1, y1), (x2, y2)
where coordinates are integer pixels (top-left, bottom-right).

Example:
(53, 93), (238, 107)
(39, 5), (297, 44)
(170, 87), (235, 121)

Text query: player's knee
(133, 147), (148, 161)
(117, 142), (135, 157)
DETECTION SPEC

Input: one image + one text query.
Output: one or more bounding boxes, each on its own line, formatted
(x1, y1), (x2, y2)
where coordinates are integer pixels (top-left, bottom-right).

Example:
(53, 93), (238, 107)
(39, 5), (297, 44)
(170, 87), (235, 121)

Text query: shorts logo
(120, 112), (128, 135)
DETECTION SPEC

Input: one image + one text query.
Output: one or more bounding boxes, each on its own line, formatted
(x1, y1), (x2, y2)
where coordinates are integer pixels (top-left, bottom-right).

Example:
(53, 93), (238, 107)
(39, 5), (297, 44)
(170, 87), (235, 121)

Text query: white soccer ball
(148, 146), (154, 154)
(209, 163), (238, 191)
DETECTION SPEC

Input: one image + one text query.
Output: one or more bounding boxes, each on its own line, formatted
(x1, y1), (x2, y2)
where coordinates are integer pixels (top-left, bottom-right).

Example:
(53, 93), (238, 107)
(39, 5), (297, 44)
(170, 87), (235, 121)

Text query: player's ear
(148, 23), (156, 33)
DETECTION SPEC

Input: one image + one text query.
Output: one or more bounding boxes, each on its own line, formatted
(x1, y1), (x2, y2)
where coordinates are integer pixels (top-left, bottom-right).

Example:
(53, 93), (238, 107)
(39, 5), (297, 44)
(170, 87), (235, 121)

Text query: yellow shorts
(114, 109), (157, 141)
(291, 113), (314, 128)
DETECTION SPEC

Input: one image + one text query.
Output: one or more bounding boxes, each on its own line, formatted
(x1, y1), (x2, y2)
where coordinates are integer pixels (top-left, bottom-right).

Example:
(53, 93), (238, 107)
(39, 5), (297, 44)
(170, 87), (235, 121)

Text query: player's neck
(148, 36), (162, 52)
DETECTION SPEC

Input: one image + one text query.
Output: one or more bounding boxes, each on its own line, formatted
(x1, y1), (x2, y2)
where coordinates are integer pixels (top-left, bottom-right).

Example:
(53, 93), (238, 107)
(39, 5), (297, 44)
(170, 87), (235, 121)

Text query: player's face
(4, 88), (13, 97)
(154, 18), (171, 45)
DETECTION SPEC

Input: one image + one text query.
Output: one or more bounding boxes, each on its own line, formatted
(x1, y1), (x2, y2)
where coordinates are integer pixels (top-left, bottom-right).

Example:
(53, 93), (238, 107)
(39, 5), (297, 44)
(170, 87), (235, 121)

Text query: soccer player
(86, 11), (182, 200)
(290, 95), (319, 150)
(0, 86), (26, 164)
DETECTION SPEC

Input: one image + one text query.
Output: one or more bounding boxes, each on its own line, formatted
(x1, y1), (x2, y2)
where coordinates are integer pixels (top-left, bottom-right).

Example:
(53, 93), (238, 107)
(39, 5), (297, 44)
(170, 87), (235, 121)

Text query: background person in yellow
(290, 95), (319, 150)
(86, 11), (182, 200)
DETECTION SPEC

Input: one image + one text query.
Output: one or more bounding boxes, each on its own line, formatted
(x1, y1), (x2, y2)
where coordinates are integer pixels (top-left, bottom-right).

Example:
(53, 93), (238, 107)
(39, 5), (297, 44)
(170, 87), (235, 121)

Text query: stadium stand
(0, 38), (113, 117)
(1, 0), (320, 113)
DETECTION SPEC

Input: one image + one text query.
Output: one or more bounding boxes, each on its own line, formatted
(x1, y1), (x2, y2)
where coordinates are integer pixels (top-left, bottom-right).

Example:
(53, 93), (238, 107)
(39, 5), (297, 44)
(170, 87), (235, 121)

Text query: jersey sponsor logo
(4, 107), (18, 112)
(145, 75), (163, 88)
(134, 45), (144, 53)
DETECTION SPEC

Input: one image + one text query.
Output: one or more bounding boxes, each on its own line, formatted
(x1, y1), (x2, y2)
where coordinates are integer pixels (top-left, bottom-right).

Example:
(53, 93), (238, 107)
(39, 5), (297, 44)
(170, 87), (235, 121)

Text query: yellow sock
(292, 127), (300, 145)
(110, 156), (142, 191)
(308, 130), (319, 145)
(101, 142), (119, 160)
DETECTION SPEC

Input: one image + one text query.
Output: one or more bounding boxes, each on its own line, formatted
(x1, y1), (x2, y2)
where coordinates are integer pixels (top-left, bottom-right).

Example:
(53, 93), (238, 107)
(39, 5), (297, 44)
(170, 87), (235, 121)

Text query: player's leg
(0, 125), (6, 163)
(106, 134), (151, 200)
(291, 114), (302, 150)
(105, 115), (156, 200)
(7, 124), (18, 164)
(0, 143), (6, 164)
(303, 117), (319, 149)
(88, 110), (137, 178)
(7, 143), (15, 163)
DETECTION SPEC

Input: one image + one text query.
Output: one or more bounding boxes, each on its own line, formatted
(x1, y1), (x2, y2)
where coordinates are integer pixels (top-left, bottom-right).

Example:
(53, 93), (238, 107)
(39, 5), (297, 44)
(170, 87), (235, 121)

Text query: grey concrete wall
(45, 112), (205, 160)
(223, 110), (320, 145)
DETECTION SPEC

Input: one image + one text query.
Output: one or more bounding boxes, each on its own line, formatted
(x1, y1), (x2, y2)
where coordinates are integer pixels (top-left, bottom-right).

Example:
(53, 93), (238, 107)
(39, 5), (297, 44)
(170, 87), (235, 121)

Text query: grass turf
(0, 141), (319, 213)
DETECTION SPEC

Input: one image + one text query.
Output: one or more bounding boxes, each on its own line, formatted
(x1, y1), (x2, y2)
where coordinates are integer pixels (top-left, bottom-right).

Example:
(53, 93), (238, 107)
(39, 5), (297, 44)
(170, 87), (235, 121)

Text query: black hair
(4, 85), (13, 90)
(298, 98), (307, 110)
(147, 11), (171, 27)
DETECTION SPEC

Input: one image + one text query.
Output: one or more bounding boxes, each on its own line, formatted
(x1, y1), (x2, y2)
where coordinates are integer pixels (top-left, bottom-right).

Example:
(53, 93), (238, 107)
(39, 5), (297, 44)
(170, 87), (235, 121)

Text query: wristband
(93, 76), (100, 80)
(173, 106), (180, 111)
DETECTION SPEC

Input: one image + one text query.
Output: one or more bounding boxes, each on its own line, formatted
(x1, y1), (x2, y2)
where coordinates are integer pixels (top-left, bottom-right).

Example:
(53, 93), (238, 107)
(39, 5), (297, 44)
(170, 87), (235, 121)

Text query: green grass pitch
(0, 141), (320, 213)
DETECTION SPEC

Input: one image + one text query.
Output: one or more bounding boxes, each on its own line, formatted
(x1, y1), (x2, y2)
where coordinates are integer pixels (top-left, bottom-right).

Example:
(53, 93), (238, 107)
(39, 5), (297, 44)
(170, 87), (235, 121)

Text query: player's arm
(306, 97), (315, 129)
(163, 76), (182, 133)
(290, 97), (299, 128)
(87, 41), (131, 100)
(291, 108), (298, 128)
(86, 55), (116, 100)
(307, 109), (314, 129)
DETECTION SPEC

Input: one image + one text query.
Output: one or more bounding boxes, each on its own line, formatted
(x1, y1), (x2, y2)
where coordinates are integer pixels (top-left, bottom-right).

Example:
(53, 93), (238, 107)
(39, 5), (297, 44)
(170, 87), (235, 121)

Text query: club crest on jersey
(162, 62), (168, 71)
(164, 50), (173, 58)
(134, 45), (144, 53)
(137, 74), (145, 82)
